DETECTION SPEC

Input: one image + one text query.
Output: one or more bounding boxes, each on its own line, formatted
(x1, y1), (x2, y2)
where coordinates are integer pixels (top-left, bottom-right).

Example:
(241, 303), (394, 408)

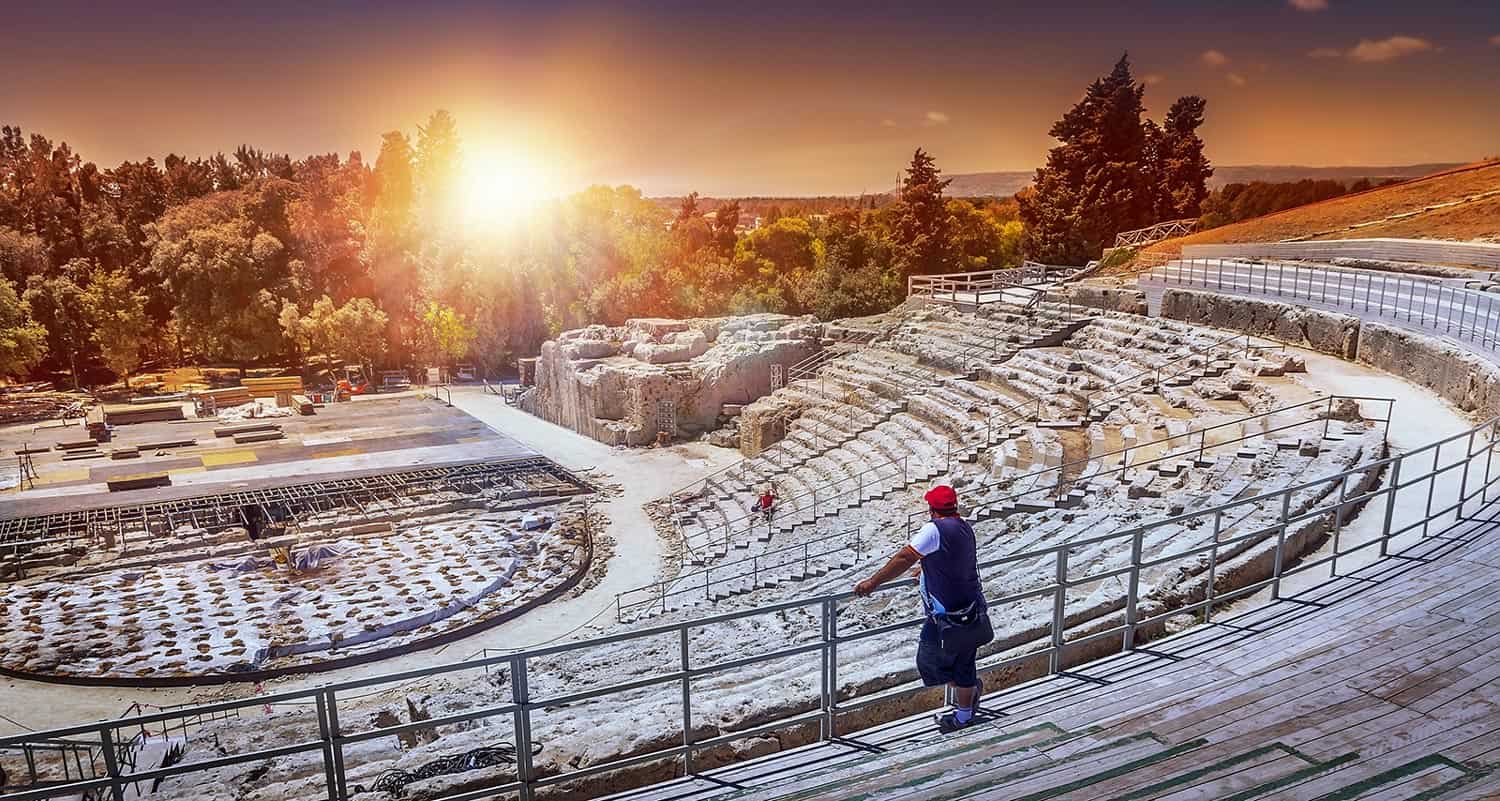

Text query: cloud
(1227, 73), (1248, 87)
(1288, 0), (1328, 10)
(879, 118), (897, 128)
(923, 111), (950, 126)
(1490, 34), (1500, 46)
(1200, 49), (1230, 68)
(1348, 35), (1433, 63)
(1142, 73), (1165, 85)
(1307, 35), (1436, 63)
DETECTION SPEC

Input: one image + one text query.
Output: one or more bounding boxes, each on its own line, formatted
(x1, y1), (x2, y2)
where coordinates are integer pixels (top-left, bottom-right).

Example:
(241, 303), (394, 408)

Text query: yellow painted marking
(34, 468), (92, 485)
(201, 450), (258, 467)
(313, 448), (365, 459)
(458, 436), (489, 444)
(167, 466), (206, 476)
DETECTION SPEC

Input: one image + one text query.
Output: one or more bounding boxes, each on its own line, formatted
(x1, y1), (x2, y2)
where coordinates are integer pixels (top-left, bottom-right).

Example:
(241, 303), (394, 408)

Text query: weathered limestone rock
(1357, 321), (1500, 418)
(1159, 289), (1361, 359)
(1068, 280), (1148, 316)
(528, 314), (822, 446)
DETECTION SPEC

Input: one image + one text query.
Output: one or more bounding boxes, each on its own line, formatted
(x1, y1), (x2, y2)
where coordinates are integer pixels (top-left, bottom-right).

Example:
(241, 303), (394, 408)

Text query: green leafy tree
(415, 110), (462, 228)
(0, 277), (47, 378)
(83, 267), (150, 383)
(21, 264), (91, 386)
(419, 301), (475, 365)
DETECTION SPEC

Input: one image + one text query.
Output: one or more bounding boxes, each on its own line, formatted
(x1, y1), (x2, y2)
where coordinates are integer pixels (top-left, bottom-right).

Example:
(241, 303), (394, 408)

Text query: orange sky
(4, 1), (1498, 195)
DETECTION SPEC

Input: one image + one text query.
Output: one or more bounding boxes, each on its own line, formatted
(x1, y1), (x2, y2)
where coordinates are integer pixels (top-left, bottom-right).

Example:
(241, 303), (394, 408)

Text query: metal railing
(616, 528), (865, 621)
(1078, 331), (1284, 414)
(6, 409), (1494, 801)
(1113, 218), (1197, 249)
(1146, 258), (1500, 355)
(907, 264), (1056, 305)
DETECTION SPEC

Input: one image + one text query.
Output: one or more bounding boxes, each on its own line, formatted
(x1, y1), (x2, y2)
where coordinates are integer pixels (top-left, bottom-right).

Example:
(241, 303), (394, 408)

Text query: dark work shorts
(916, 620), (978, 688)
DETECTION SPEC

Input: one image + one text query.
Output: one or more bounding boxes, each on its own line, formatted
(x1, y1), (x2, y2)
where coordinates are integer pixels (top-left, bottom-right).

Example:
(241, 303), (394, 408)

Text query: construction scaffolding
(0, 458), (594, 574)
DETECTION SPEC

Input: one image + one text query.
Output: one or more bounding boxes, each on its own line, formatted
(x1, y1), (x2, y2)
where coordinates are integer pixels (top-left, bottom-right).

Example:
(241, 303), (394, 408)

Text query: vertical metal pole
(1123, 528), (1142, 650)
(98, 727), (126, 801)
(327, 693), (348, 801)
(1272, 493), (1290, 600)
(1331, 474), (1348, 576)
(511, 656), (535, 801)
(1380, 457), (1402, 557)
(1049, 548), (1068, 673)
(1424, 445), (1441, 536)
(1277, 263), (1284, 296)
(1206, 511), (1222, 622)
(680, 626), (693, 775)
(1459, 429), (1476, 519)
(821, 598), (836, 741)
(316, 692), (338, 801)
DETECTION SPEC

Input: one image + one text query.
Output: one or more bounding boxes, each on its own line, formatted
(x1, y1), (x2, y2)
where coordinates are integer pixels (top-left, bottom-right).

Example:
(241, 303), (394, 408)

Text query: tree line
(0, 55), (1211, 385)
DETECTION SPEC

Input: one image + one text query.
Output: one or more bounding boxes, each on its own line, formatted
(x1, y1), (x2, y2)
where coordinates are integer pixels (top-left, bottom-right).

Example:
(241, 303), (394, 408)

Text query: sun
(456, 144), (556, 229)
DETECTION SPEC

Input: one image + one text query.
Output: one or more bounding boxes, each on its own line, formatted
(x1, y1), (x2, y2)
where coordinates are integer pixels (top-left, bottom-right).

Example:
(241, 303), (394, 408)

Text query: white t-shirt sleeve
(909, 522), (941, 556)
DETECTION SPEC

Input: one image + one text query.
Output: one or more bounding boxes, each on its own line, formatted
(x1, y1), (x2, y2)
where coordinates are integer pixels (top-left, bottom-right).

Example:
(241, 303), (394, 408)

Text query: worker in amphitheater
(854, 484), (994, 733)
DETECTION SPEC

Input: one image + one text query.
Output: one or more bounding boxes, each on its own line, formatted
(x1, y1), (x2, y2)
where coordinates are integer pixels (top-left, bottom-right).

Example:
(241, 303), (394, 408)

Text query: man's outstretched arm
(854, 546), (921, 596)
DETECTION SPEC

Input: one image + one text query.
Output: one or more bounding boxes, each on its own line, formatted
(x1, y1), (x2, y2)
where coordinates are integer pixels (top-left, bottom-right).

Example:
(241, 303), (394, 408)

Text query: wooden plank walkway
(608, 506), (1500, 801)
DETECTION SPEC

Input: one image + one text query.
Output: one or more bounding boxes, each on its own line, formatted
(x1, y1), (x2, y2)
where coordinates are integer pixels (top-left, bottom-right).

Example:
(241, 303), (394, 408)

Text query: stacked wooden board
(291, 395), (316, 415)
(242, 376), (303, 398)
(106, 473), (170, 491)
(193, 386), (252, 407)
(100, 402), (185, 425)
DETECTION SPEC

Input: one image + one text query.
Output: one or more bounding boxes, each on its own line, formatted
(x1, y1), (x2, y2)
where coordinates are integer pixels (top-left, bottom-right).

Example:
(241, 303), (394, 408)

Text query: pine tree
(1019, 55), (1154, 264)
(892, 148), (954, 276)
(1150, 96), (1213, 220)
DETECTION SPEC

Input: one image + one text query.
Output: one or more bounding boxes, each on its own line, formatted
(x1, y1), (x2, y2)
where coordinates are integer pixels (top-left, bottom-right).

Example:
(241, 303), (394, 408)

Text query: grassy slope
(1138, 160), (1500, 261)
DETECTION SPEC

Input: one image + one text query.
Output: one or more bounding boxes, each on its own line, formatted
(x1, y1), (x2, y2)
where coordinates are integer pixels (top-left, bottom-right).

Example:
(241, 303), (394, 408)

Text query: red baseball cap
(924, 485), (958, 512)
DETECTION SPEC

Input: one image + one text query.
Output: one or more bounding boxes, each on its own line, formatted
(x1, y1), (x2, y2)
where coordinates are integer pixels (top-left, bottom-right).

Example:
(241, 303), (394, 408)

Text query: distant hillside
(1132, 160), (1500, 267)
(943, 163), (1465, 198)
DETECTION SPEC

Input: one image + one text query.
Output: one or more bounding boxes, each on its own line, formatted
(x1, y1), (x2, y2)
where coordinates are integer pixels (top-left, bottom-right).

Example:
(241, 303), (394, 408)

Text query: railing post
(821, 597), (836, 741)
(1425, 445), (1441, 537)
(680, 626), (694, 776)
(97, 726), (127, 801)
(1380, 457), (1402, 558)
(1272, 493), (1290, 600)
(1331, 474), (1348, 576)
(1049, 548), (1068, 674)
(326, 691), (348, 801)
(1124, 528), (1142, 651)
(511, 656), (536, 801)
(1459, 428), (1476, 520)
(1205, 511), (1222, 623)
(316, 691), (339, 801)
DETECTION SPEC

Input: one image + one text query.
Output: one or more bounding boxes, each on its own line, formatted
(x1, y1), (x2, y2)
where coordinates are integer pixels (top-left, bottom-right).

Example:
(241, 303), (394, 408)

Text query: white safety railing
(1147, 258), (1500, 355)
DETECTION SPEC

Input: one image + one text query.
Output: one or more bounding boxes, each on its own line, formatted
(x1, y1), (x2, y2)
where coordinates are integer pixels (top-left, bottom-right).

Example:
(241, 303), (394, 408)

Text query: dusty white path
(0, 387), (738, 734)
(1237, 347), (1483, 601)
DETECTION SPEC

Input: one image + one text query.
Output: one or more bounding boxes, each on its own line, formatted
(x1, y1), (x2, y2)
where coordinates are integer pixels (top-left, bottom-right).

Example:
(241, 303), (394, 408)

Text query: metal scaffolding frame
(0, 458), (594, 564)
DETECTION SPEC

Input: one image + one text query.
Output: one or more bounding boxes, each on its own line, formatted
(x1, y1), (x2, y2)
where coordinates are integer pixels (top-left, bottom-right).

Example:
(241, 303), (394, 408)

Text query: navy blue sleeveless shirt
(912, 515), (984, 616)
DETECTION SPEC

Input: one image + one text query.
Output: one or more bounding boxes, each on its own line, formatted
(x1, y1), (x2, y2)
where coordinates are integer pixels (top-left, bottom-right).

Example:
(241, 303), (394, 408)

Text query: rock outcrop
(1160, 288), (1361, 359)
(528, 314), (822, 445)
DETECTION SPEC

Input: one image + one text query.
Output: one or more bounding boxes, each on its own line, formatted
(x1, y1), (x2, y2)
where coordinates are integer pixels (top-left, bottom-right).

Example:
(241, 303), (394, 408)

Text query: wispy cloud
(923, 111), (950, 127)
(1490, 34), (1500, 46)
(1200, 49), (1230, 68)
(1348, 35), (1434, 63)
(1227, 73), (1248, 87)
(1307, 35), (1435, 63)
(879, 118), (897, 128)
(1142, 73), (1166, 86)
(1288, 0), (1328, 11)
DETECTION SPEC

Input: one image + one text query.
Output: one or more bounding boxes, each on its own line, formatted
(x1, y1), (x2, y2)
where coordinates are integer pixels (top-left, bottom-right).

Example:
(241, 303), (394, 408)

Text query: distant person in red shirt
(757, 488), (776, 522)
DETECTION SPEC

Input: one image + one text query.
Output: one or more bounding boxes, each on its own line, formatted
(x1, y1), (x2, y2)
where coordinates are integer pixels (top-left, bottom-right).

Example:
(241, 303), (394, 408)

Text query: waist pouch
(933, 601), (995, 651)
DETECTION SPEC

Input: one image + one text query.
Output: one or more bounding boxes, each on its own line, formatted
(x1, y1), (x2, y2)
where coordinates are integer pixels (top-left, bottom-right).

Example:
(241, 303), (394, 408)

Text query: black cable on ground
(350, 741), (544, 797)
